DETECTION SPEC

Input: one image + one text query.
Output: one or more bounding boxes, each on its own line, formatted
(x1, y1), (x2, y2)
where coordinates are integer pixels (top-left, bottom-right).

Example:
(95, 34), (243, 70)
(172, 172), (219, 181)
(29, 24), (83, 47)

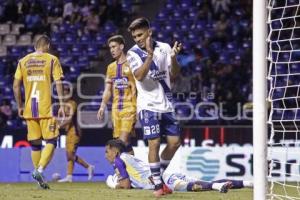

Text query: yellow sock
(67, 160), (75, 175)
(38, 143), (55, 169)
(31, 150), (41, 169)
(75, 156), (89, 168)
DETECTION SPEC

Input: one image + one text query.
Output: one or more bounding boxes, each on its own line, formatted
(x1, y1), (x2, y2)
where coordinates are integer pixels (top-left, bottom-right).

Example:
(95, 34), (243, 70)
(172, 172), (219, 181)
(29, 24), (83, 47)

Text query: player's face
(131, 28), (150, 49)
(109, 41), (123, 59)
(105, 146), (118, 163)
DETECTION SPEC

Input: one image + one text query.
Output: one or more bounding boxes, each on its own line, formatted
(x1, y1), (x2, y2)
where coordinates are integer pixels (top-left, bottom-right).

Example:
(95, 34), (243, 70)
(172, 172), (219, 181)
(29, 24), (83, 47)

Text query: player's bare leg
(119, 132), (134, 155)
(160, 135), (181, 172)
(59, 151), (94, 182)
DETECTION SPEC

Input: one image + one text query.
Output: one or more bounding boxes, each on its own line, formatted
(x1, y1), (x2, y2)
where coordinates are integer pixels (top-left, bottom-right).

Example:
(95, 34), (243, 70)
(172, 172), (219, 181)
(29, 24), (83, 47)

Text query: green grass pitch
(0, 182), (253, 200)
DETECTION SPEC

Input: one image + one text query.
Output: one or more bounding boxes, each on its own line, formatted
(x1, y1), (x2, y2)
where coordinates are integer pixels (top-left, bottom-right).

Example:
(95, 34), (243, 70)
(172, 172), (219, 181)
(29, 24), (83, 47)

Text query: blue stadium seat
(71, 44), (84, 56)
(94, 34), (106, 47)
(51, 33), (62, 44)
(64, 34), (77, 44)
(56, 44), (70, 57)
(79, 34), (92, 45)
(290, 64), (300, 73)
(103, 22), (117, 35)
(87, 44), (98, 57)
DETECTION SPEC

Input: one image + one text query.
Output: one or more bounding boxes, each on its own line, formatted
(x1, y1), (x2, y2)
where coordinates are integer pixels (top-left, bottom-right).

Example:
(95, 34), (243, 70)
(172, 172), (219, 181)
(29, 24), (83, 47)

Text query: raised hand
(171, 41), (182, 57)
(145, 35), (154, 55)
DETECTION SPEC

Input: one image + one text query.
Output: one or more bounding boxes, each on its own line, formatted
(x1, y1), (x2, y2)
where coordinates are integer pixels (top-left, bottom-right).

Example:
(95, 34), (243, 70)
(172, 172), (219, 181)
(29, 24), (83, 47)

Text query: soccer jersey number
(144, 125), (160, 136)
(30, 82), (40, 117)
(30, 82), (40, 101)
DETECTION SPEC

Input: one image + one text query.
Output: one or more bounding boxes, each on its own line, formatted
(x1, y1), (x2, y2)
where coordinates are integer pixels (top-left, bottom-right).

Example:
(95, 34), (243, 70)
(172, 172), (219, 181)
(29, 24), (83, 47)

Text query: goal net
(267, 0), (300, 199)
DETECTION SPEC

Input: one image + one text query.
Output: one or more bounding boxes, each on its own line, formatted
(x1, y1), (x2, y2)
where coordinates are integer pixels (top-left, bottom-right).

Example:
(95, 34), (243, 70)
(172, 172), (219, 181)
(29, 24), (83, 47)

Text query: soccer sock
(242, 180), (253, 188)
(31, 150), (41, 169)
(31, 144), (42, 169)
(212, 183), (224, 191)
(149, 162), (162, 188)
(75, 155), (89, 169)
(160, 158), (170, 174)
(67, 159), (75, 175)
(38, 143), (55, 169)
(195, 181), (212, 190)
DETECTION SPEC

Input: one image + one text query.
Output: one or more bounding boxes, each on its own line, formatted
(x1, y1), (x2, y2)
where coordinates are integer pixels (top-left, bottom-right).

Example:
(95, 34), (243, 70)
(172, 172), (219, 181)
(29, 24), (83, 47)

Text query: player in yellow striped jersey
(97, 35), (136, 154)
(13, 35), (65, 189)
(58, 85), (95, 182)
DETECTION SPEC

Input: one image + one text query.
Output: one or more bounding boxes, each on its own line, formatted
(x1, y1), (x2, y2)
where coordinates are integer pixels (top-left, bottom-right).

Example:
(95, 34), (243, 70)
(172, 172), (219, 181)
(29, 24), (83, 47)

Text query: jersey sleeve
(14, 62), (23, 80)
(126, 51), (143, 73)
(52, 57), (64, 81)
(114, 156), (129, 180)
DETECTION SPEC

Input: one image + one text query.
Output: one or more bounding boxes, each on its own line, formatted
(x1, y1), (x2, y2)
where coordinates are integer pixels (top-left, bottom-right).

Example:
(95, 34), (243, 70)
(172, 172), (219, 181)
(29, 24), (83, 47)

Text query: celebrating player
(58, 85), (95, 182)
(105, 139), (253, 193)
(97, 35), (136, 154)
(13, 35), (65, 189)
(126, 17), (182, 197)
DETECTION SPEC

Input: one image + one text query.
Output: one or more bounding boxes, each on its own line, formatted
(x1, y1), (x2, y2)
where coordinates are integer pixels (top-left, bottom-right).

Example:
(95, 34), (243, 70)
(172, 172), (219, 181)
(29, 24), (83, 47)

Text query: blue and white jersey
(114, 153), (154, 190)
(126, 41), (174, 113)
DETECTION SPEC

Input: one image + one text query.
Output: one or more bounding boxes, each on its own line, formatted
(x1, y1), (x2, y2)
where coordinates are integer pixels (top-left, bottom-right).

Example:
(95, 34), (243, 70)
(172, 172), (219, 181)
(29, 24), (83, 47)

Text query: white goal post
(253, 0), (268, 199)
(255, 0), (300, 199)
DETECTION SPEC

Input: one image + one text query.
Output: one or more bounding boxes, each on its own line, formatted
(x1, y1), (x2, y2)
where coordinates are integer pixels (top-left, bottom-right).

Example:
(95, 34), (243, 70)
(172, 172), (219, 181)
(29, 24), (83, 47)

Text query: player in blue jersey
(126, 17), (182, 197)
(105, 139), (253, 193)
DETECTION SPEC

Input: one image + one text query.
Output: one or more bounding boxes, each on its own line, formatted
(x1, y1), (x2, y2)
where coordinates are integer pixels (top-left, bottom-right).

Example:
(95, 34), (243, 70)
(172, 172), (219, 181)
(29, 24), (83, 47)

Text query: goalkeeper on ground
(104, 139), (253, 194)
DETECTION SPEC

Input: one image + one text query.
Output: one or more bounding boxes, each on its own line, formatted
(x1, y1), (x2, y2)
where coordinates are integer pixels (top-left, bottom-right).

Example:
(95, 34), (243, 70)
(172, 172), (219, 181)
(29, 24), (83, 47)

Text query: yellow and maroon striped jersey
(106, 61), (136, 111)
(14, 52), (64, 119)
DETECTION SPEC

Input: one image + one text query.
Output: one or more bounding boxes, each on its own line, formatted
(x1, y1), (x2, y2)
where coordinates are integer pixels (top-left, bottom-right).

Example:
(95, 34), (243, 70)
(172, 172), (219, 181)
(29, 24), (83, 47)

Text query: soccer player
(13, 35), (65, 189)
(105, 139), (253, 193)
(97, 35), (136, 154)
(58, 85), (95, 182)
(126, 17), (182, 197)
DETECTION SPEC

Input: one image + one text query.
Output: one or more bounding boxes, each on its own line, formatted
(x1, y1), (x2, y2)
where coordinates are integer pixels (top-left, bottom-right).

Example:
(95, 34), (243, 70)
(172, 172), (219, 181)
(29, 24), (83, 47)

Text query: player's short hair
(34, 35), (51, 49)
(127, 17), (150, 32)
(107, 35), (125, 45)
(106, 139), (126, 153)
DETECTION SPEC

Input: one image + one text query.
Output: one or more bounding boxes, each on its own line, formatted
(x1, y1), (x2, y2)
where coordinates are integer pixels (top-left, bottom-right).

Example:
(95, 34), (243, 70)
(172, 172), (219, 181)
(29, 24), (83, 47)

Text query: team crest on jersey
(124, 66), (130, 73)
(144, 112), (149, 123)
(49, 123), (56, 132)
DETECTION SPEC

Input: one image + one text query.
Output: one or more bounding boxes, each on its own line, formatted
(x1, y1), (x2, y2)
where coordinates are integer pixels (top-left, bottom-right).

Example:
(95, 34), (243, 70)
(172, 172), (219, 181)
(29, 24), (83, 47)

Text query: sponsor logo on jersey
(27, 69), (44, 76)
(150, 70), (167, 81)
(113, 77), (129, 89)
(26, 75), (45, 82)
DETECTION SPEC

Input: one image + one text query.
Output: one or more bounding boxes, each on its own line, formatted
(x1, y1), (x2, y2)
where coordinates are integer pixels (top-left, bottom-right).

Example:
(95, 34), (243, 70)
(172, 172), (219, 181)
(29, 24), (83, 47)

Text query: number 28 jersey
(14, 52), (64, 119)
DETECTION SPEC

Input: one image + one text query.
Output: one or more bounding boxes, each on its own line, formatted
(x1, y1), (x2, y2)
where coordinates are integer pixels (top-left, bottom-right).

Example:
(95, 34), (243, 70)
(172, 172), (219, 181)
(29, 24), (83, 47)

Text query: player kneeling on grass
(104, 139), (253, 193)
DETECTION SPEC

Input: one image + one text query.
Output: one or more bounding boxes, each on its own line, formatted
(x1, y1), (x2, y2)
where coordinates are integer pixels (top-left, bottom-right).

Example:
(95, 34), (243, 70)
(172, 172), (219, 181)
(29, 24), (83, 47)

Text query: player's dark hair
(106, 139), (126, 153)
(128, 17), (150, 32)
(34, 35), (51, 49)
(107, 35), (125, 45)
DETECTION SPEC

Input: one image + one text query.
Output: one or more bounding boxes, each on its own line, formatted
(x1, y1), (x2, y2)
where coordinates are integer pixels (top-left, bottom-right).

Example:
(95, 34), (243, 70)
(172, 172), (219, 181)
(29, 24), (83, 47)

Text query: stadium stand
(0, 0), (255, 128)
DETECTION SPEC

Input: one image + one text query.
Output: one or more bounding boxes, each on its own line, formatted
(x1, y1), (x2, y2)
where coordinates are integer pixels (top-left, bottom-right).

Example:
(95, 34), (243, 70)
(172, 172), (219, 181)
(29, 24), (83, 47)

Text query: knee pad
(29, 139), (42, 151)
(45, 138), (57, 148)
